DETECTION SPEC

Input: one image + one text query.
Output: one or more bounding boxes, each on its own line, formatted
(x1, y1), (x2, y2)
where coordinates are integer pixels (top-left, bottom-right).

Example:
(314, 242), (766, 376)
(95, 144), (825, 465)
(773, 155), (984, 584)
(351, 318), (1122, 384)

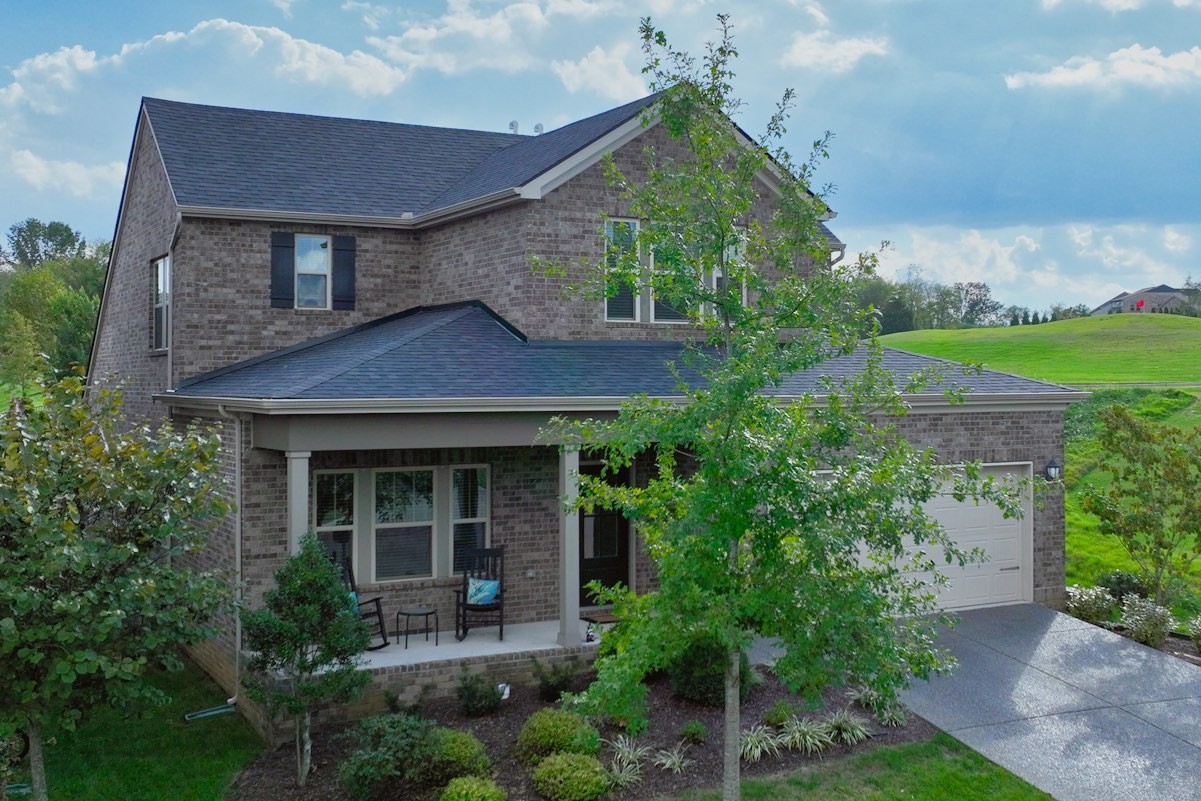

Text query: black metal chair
(454, 547), (505, 641)
(341, 559), (390, 651)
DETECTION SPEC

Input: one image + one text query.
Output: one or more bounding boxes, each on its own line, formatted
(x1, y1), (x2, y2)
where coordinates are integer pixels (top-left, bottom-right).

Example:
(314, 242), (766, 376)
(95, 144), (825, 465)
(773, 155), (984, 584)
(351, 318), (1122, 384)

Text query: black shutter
(270, 232), (295, 308)
(331, 235), (356, 310)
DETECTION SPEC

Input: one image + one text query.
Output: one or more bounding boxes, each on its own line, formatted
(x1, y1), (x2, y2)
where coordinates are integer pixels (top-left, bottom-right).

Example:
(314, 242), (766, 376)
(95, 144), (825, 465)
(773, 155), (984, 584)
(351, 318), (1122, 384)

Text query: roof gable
(141, 94), (657, 224)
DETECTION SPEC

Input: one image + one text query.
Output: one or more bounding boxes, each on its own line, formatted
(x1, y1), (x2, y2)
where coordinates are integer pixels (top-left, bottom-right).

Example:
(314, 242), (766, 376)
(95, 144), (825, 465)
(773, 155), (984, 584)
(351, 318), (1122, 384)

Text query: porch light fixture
(1044, 459), (1062, 481)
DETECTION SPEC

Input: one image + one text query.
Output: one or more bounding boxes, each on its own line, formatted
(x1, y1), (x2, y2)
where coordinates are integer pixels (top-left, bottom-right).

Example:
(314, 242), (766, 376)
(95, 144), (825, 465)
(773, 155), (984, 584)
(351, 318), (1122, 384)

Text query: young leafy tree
(0, 371), (234, 801)
(1081, 406), (1201, 604)
(242, 533), (371, 787)
(547, 17), (1021, 801)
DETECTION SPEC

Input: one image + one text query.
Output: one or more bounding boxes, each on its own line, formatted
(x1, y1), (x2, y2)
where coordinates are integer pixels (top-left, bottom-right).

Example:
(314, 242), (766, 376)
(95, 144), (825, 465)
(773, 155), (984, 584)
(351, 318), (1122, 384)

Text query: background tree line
(852, 266), (1092, 334)
(0, 218), (108, 390)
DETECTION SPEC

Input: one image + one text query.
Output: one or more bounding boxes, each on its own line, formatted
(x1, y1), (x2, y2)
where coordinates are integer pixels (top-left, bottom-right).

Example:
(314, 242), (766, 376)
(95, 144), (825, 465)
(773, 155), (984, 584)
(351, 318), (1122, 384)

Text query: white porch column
(557, 448), (581, 646)
(286, 450), (311, 554)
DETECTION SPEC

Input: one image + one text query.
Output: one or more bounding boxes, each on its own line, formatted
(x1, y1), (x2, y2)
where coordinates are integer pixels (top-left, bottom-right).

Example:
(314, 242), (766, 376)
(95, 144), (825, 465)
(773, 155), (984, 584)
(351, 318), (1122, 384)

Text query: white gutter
(176, 187), (524, 231)
(155, 389), (1088, 417)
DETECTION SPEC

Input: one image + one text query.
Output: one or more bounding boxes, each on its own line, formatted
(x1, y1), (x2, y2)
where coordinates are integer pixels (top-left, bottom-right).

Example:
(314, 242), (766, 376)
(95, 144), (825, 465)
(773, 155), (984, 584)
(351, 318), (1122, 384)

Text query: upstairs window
(295, 234), (331, 308)
(151, 255), (170, 350)
(271, 232), (356, 310)
(604, 219), (640, 322)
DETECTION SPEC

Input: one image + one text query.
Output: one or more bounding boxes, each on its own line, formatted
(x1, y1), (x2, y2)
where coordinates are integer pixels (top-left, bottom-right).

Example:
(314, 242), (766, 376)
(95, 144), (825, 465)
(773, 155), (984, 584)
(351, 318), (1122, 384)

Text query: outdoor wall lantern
(1044, 458), (1062, 481)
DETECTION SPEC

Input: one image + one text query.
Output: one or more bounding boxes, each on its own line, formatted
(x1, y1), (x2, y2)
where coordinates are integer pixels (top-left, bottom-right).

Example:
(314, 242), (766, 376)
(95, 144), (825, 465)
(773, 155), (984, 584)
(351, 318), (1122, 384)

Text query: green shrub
(441, 776), (507, 801)
(777, 716), (834, 755)
(738, 724), (781, 763)
(531, 753), (609, 801)
(340, 714), (437, 800)
(1096, 570), (1150, 603)
(1121, 595), (1173, 646)
(530, 656), (579, 702)
(1188, 616), (1201, 651)
(763, 698), (801, 728)
(429, 727), (491, 785)
(457, 667), (504, 717)
(826, 709), (872, 745)
(517, 709), (600, 765)
(667, 636), (752, 707)
(678, 719), (708, 745)
(1066, 584), (1116, 625)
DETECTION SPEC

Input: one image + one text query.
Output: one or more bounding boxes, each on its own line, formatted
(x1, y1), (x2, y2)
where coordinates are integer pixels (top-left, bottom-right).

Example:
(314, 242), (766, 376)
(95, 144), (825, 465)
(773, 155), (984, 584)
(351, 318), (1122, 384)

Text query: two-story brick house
(91, 94), (1082, 723)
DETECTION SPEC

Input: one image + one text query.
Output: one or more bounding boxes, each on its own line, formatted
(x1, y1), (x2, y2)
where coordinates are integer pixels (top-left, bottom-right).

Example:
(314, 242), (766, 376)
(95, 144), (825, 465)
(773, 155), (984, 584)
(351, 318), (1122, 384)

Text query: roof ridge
(141, 96), (527, 142)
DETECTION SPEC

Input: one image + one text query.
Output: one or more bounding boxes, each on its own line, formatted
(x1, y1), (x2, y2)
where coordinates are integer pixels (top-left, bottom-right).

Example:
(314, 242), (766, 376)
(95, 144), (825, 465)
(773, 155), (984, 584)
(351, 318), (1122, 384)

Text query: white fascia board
(177, 188), (525, 231)
(157, 389), (1086, 417)
(517, 113), (658, 200)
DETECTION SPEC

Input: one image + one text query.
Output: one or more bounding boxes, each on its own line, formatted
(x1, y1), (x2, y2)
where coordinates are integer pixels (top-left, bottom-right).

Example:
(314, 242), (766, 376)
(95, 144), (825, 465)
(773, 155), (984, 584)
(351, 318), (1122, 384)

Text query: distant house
(1091, 285), (1192, 315)
(90, 94), (1082, 732)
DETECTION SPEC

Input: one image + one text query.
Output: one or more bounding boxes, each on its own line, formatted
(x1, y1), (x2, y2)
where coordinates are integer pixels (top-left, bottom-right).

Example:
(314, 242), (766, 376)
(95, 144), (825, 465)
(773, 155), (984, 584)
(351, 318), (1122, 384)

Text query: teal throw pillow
(467, 577), (500, 605)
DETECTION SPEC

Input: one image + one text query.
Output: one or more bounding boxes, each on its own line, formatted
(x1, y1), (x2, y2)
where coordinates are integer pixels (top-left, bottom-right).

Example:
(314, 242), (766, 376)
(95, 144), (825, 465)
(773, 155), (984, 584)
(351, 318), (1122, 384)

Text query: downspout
(217, 403), (243, 707)
(168, 212), (183, 388)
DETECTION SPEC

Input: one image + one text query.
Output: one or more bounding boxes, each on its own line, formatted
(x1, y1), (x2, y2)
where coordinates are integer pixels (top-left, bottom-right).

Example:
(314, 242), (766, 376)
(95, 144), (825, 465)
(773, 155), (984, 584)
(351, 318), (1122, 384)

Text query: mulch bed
(223, 627), (1201, 801)
(225, 669), (936, 801)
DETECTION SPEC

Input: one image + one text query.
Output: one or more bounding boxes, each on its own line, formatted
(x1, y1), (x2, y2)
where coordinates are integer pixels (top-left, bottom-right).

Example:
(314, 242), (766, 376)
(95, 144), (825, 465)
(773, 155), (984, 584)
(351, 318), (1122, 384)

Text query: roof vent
(509, 120), (519, 135)
(534, 123), (544, 135)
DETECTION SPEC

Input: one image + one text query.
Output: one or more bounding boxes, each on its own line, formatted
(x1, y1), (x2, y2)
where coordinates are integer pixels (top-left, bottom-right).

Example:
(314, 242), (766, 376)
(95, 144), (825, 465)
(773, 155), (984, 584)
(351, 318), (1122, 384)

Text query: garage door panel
(906, 465), (1031, 611)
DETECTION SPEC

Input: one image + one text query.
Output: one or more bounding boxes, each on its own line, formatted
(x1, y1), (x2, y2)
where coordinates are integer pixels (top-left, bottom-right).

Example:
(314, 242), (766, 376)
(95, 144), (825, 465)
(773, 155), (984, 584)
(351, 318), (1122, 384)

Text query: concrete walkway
(901, 604), (1201, 801)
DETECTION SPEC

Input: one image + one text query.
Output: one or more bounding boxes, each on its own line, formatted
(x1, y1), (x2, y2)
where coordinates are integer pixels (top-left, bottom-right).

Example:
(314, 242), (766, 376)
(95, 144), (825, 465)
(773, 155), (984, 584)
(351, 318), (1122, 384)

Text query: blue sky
(3, 0), (1199, 312)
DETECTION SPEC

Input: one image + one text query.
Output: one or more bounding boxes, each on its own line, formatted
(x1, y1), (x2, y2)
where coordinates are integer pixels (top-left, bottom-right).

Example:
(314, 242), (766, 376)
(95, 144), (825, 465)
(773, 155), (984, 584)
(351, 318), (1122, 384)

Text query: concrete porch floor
(362, 619), (598, 670)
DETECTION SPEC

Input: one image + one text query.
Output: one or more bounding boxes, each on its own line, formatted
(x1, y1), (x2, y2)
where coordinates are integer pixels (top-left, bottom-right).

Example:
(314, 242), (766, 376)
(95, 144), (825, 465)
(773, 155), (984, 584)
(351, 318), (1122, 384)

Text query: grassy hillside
(881, 314), (1201, 385)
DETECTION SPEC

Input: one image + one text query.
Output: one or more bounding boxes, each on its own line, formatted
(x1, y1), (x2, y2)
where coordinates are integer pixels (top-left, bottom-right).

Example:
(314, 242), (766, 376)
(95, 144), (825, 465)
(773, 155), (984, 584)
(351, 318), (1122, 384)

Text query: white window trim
(312, 468), (357, 572)
(152, 255), (170, 351)
(371, 467), (436, 582)
(450, 464), (491, 573)
(311, 464), (492, 585)
(604, 218), (641, 323)
(294, 234), (332, 311)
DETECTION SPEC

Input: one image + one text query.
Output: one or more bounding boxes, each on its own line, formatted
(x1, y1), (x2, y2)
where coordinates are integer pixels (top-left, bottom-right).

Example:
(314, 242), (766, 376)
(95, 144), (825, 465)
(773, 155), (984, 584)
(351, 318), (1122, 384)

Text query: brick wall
(170, 219), (421, 383)
(239, 445), (565, 638)
(890, 408), (1067, 608)
(90, 115), (173, 421)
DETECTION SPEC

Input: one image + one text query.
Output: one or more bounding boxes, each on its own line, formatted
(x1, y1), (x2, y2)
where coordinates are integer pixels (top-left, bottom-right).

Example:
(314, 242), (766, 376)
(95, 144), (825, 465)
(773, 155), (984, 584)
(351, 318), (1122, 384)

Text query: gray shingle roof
(171, 303), (1075, 403)
(142, 94), (656, 219)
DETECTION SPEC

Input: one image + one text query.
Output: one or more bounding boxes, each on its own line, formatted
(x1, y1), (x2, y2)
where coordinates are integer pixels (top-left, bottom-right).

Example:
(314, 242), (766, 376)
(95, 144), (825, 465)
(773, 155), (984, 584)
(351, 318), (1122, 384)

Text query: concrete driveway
(901, 604), (1201, 801)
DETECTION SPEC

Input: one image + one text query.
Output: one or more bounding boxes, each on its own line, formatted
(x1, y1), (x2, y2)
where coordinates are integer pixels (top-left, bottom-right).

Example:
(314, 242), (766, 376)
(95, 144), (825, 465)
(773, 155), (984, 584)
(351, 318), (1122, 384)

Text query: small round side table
(396, 607), (439, 649)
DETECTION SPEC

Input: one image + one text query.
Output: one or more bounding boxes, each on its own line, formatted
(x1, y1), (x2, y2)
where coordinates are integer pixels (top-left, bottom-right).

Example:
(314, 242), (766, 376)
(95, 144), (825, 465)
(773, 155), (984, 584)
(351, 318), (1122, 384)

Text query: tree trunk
(297, 711), (312, 787)
(723, 645), (741, 801)
(28, 718), (48, 801)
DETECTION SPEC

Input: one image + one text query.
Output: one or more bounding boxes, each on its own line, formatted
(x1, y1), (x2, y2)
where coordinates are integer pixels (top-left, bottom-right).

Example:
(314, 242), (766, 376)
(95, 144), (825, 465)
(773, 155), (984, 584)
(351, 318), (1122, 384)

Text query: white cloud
(1005, 44), (1201, 89)
(11, 150), (125, 197)
(1041, 0), (1146, 10)
(270, 0), (297, 18)
(1164, 226), (1192, 253)
(905, 229), (1034, 285)
(801, 2), (831, 27)
(189, 19), (408, 96)
(341, 1), (391, 30)
(1067, 223), (1164, 272)
(0, 21), (408, 107)
(369, 1), (552, 75)
(551, 44), (646, 101)
(0, 45), (111, 113)
(779, 29), (888, 73)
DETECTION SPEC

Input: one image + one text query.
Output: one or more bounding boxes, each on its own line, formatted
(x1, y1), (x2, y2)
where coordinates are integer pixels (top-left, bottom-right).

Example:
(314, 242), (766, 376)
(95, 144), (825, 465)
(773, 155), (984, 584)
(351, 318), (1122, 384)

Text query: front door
(579, 462), (631, 606)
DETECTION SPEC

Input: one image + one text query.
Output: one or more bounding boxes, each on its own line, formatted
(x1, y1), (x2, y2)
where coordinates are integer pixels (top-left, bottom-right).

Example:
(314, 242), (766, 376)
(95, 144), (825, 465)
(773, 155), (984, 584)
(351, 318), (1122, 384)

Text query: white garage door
(911, 464), (1032, 610)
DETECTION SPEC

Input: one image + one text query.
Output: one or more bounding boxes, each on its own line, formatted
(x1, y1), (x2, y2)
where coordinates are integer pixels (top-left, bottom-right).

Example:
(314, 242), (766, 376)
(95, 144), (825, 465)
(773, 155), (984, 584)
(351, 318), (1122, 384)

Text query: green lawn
(673, 733), (1051, 800)
(8, 662), (263, 801)
(881, 314), (1201, 385)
